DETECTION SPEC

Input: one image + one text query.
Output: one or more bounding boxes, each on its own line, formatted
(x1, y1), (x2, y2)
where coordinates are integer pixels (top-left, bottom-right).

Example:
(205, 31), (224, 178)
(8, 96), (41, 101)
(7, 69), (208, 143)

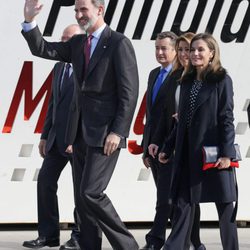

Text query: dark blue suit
(22, 25), (139, 250)
(142, 67), (178, 249)
(37, 62), (79, 240)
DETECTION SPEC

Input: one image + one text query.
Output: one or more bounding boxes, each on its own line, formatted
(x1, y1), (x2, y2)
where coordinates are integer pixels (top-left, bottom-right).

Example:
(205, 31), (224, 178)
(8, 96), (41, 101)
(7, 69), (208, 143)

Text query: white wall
(0, 0), (249, 223)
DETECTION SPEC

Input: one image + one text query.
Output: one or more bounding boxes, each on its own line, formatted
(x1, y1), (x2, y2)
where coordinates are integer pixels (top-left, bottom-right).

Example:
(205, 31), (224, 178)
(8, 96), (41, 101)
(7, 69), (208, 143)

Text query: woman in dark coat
(149, 33), (205, 250)
(158, 33), (239, 250)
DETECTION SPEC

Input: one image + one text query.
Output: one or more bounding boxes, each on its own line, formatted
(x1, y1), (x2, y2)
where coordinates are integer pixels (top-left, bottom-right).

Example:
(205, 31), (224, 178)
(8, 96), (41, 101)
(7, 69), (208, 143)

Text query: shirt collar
(91, 23), (106, 40)
(161, 64), (173, 73)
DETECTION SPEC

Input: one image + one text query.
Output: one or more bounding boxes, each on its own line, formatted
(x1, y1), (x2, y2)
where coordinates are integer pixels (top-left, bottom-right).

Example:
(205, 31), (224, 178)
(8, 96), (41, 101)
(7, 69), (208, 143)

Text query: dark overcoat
(163, 70), (237, 203)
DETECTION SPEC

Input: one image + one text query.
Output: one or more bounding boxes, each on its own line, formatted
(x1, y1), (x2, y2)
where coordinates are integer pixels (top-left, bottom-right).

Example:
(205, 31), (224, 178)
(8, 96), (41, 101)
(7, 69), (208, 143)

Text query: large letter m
(2, 61), (52, 133)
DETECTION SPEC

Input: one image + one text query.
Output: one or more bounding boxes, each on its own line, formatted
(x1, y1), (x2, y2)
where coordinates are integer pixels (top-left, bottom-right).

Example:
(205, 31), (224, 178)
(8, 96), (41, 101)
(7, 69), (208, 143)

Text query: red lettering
(128, 92), (146, 155)
(2, 61), (52, 133)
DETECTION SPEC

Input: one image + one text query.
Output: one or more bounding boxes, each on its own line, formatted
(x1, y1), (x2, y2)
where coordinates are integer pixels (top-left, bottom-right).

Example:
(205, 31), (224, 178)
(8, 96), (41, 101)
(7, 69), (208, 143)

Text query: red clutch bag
(202, 144), (241, 171)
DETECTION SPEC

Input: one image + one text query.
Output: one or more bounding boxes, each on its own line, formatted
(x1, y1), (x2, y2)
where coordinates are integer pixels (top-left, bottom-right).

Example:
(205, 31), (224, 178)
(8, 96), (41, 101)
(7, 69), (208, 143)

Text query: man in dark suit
(22, 24), (82, 250)
(22, 0), (139, 249)
(141, 32), (177, 250)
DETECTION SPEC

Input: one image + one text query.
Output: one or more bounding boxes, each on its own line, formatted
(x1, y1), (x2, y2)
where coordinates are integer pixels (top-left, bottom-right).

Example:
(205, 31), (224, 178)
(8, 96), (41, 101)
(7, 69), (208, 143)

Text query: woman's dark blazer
(162, 69), (237, 203)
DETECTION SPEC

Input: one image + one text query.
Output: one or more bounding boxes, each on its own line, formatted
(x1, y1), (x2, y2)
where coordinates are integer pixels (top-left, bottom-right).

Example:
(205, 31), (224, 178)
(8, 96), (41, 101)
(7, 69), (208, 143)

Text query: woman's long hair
(172, 32), (195, 73)
(183, 33), (225, 82)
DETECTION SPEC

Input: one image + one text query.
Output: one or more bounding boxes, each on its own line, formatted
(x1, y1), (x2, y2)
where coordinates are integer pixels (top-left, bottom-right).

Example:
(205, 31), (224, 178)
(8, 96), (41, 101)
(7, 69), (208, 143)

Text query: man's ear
(98, 5), (104, 16)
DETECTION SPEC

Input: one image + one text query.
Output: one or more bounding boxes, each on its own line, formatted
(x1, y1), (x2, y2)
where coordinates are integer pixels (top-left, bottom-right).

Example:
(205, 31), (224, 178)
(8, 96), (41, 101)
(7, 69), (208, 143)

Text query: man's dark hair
(156, 31), (178, 47)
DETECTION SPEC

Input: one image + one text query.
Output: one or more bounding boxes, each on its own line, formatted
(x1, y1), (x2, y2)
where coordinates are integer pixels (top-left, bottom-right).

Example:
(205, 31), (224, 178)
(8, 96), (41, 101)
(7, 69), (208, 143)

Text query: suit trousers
(145, 158), (202, 249)
(72, 132), (139, 250)
(145, 158), (173, 249)
(162, 142), (196, 250)
(163, 135), (238, 250)
(163, 201), (239, 250)
(37, 144), (79, 240)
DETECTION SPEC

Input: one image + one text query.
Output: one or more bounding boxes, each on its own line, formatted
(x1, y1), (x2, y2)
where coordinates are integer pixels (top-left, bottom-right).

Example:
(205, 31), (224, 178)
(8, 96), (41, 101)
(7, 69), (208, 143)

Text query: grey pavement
(0, 227), (249, 249)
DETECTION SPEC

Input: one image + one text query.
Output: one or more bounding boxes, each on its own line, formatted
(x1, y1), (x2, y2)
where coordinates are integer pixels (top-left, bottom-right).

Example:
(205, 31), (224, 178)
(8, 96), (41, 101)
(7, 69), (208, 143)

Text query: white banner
(0, 0), (249, 222)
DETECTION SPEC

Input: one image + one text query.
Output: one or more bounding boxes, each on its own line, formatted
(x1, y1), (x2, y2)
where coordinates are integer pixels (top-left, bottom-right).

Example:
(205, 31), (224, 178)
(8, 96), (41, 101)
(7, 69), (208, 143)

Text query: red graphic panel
(2, 61), (52, 133)
(128, 92), (147, 155)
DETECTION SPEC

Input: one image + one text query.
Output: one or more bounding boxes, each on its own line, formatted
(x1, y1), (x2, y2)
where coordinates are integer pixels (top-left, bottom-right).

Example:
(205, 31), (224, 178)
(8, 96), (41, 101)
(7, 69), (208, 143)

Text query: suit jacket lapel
(153, 72), (172, 106)
(59, 73), (73, 101)
(55, 63), (64, 101)
(75, 35), (86, 84)
(180, 79), (217, 125)
(193, 81), (217, 113)
(179, 81), (192, 123)
(86, 26), (111, 78)
(147, 68), (160, 110)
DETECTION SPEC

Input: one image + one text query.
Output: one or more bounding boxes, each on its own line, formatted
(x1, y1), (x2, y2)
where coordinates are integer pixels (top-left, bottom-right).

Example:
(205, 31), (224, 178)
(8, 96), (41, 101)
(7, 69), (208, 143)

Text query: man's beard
(79, 17), (96, 33)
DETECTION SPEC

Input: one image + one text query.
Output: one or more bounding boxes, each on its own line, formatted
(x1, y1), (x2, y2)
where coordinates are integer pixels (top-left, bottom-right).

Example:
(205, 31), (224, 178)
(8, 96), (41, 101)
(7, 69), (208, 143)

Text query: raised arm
(24, 0), (43, 22)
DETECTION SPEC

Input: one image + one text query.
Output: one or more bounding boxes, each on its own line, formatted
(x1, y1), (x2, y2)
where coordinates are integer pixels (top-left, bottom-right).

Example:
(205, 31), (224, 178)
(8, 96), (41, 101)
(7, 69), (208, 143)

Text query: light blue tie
(152, 68), (166, 103)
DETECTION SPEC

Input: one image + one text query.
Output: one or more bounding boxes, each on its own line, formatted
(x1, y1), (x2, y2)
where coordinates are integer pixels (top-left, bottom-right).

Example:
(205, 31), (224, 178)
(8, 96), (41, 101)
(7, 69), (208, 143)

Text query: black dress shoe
(140, 244), (156, 250)
(59, 238), (80, 250)
(22, 236), (60, 249)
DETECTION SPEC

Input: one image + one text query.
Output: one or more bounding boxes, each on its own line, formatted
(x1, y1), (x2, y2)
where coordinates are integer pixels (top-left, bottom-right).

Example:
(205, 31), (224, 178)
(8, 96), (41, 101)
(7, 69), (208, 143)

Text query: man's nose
(158, 49), (163, 54)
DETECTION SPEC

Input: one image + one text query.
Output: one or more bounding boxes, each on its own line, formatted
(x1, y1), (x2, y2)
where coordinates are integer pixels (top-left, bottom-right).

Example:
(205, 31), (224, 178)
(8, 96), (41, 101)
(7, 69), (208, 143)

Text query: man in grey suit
(22, 24), (82, 250)
(22, 0), (139, 249)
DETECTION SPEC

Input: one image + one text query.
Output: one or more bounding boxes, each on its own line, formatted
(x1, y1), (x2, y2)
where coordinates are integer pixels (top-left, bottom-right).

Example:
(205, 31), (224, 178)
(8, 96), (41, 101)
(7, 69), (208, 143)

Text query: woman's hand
(215, 157), (231, 169)
(148, 144), (159, 158)
(65, 145), (73, 154)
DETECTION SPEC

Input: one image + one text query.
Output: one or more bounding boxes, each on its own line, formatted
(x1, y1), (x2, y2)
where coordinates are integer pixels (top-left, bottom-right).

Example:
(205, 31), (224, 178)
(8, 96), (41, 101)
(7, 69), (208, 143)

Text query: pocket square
(202, 144), (241, 171)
